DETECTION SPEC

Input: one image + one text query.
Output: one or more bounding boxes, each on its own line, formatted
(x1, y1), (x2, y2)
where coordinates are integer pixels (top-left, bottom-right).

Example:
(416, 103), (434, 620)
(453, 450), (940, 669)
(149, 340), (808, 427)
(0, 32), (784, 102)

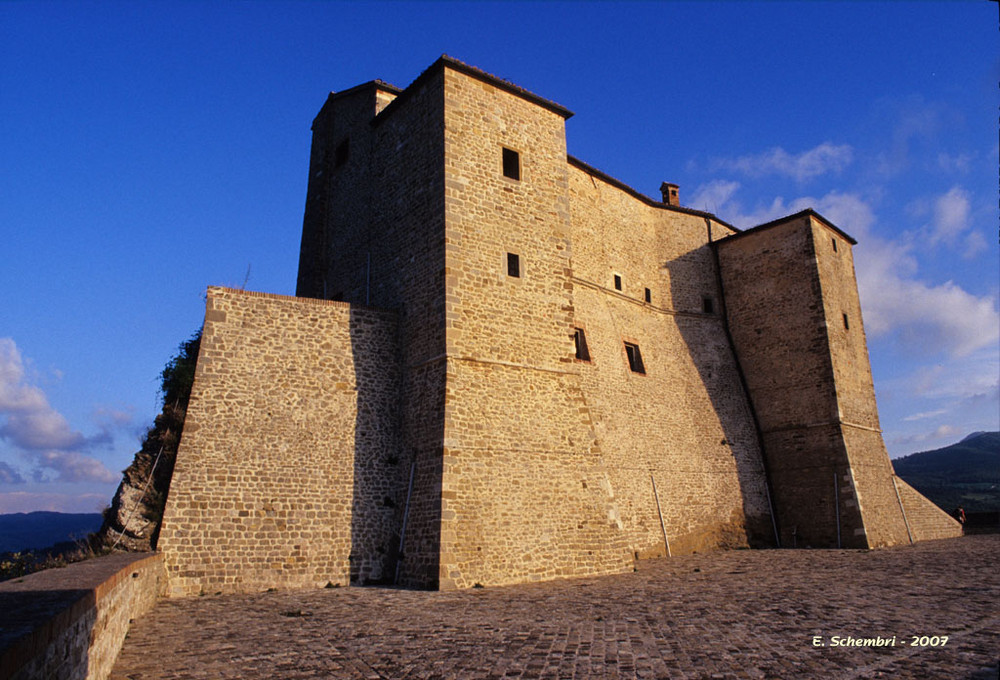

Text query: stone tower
(715, 212), (912, 548)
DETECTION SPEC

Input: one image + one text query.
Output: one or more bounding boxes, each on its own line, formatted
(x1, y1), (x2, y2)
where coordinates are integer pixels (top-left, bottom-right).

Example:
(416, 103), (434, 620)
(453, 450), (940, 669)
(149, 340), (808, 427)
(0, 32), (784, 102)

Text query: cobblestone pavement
(112, 535), (999, 679)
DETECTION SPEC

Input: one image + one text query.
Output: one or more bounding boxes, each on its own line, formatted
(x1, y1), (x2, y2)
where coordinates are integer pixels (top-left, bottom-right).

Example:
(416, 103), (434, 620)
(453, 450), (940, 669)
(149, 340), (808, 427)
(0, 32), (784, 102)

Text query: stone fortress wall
(160, 56), (961, 596)
(158, 289), (400, 596)
(565, 159), (773, 557)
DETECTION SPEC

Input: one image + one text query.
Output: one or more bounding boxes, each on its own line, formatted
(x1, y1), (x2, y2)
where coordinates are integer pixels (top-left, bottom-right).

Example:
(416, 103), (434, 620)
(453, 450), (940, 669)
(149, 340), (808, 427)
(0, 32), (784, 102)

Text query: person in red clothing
(953, 506), (966, 531)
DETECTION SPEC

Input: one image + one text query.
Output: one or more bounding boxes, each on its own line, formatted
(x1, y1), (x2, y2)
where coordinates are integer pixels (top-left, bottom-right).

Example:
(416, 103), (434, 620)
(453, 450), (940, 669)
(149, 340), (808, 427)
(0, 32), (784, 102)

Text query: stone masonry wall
(893, 476), (964, 542)
(810, 218), (911, 548)
(566, 164), (774, 555)
(715, 214), (952, 549)
(297, 67), (448, 588)
(437, 66), (632, 589)
(0, 552), (162, 680)
(296, 82), (399, 300)
(158, 287), (400, 596)
(716, 216), (866, 548)
(368, 69), (449, 588)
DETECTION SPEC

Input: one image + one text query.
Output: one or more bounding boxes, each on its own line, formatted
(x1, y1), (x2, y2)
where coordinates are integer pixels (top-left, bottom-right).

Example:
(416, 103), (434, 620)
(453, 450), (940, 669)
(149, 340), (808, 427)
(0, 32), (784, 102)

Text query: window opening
(573, 328), (591, 361)
(334, 139), (349, 168)
(843, 313), (850, 330)
(644, 288), (652, 303)
(614, 274), (622, 291)
(502, 147), (520, 180)
(507, 252), (521, 278)
(832, 238), (838, 253)
(624, 342), (645, 374)
(702, 296), (714, 314)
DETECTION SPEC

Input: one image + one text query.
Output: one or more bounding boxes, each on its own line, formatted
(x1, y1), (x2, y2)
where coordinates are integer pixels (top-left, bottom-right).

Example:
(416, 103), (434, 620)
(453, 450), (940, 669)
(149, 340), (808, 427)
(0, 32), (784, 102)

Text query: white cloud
(34, 451), (117, 484)
(0, 339), (48, 413)
(930, 186), (970, 245)
(937, 152), (974, 174)
(857, 235), (999, 358)
(703, 186), (877, 237)
(689, 180), (741, 214)
(963, 231), (988, 260)
(710, 142), (854, 182)
(0, 337), (118, 484)
(902, 409), (947, 422)
(1, 410), (86, 451)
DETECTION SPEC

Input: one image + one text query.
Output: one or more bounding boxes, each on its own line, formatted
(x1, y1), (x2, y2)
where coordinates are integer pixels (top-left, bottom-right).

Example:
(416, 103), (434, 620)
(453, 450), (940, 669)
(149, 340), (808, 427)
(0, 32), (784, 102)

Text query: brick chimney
(660, 182), (680, 207)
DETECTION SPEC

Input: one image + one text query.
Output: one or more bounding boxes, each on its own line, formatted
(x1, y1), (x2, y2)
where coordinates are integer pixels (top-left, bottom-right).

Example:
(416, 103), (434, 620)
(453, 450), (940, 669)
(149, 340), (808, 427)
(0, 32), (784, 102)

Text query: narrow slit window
(644, 288), (652, 303)
(843, 313), (850, 330)
(507, 252), (521, 278)
(614, 274), (622, 291)
(702, 296), (714, 314)
(573, 328), (591, 361)
(624, 342), (645, 374)
(334, 139), (349, 168)
(832, 238), (838, 253)
(502, 147), (520, 180)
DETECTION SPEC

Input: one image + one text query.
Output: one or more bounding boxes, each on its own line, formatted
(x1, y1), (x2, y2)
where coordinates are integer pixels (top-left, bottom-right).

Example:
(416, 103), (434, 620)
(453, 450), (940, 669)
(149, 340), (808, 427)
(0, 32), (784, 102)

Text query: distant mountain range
(893, 431), (1000, 514)
(0, 511), (103, 554)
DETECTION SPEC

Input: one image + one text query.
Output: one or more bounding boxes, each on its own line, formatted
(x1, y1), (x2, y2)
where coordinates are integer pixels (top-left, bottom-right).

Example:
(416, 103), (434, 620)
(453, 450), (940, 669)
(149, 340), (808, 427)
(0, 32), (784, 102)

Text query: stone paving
(111, 535), (999, 679)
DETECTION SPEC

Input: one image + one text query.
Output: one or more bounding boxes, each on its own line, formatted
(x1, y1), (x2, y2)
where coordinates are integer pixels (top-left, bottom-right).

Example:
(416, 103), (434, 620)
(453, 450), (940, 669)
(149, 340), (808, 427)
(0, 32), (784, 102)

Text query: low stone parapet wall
(0, 552), (163, 680)
(893, 476), (964, 542)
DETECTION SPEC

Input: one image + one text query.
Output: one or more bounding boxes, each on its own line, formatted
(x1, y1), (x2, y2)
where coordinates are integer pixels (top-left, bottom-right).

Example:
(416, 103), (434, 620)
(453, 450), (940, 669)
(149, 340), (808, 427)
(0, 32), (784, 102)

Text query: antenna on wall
(240, 264), (252, 291)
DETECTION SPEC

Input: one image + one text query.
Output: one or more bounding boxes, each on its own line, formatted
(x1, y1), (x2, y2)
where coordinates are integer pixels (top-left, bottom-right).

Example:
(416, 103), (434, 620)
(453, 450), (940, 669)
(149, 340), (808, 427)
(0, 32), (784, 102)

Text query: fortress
(157, 56), (961, 597)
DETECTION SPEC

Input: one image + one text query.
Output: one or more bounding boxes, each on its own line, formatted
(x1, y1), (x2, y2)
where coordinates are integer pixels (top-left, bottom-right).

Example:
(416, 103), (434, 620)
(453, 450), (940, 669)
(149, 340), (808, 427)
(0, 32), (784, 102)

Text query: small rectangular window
(624, 342), (645, 374)
(843, 313), (850, 330)
(614, 274), (622, 291)
(832, 238), (838, 253)
(573, 328), (590, 361)
(644, 288), (651, 303)
(507, 252), (521, 278)
(702, 297), (714, 314)
(502, 147), (520, 180)
(334, 139), (349, 168)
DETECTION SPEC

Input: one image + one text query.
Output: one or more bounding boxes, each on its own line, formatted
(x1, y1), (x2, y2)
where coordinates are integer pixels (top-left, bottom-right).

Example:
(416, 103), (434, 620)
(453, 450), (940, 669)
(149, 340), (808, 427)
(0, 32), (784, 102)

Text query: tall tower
(715, 211), (912, 548)
(296, 57), (633, 588)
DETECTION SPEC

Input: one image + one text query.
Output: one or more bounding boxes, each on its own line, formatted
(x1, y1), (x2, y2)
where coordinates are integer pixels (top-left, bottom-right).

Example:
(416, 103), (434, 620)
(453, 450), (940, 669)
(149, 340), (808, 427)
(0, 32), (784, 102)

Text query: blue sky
(1, 2), (997, 514)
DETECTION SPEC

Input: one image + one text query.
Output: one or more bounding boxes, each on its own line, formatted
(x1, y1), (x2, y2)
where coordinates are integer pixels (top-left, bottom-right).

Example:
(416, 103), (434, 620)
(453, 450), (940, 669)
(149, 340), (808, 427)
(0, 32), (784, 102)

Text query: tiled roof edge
(567, 155), (739, 233)
(313, 80), (403, 129)
(715, 209), (858, 245)
(372, 55), (573, 128)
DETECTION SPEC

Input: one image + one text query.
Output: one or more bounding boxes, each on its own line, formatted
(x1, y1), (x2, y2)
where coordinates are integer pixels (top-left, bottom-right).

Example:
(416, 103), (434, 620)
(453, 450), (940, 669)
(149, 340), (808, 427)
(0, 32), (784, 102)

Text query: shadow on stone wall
(0, 588), (96, 680)
(668, 243), (778, 548)
(348, 307), (404, 586)
(346, 307), (445, 589)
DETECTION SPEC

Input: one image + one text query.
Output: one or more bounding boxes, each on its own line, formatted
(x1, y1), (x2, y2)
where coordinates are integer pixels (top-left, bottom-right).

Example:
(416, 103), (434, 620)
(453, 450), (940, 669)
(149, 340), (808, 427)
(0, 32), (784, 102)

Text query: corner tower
(714, 211), (913, 548)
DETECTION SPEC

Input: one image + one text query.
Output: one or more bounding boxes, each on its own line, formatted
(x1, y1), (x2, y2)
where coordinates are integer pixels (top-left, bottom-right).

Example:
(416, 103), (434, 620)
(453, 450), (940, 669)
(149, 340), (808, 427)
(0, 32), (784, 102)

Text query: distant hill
(893, 432), (1000, 514)
(0, 511), (103, 553)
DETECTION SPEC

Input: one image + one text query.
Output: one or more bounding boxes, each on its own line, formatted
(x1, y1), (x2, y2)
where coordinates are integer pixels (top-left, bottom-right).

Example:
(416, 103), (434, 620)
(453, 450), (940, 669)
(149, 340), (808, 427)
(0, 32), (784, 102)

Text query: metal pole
(365, 252), (371, 305)
(650, 473), (671, 558)
(394, 462), (416, 585)
(891, 476), (914, 545)
(834, 472), (842, 549)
